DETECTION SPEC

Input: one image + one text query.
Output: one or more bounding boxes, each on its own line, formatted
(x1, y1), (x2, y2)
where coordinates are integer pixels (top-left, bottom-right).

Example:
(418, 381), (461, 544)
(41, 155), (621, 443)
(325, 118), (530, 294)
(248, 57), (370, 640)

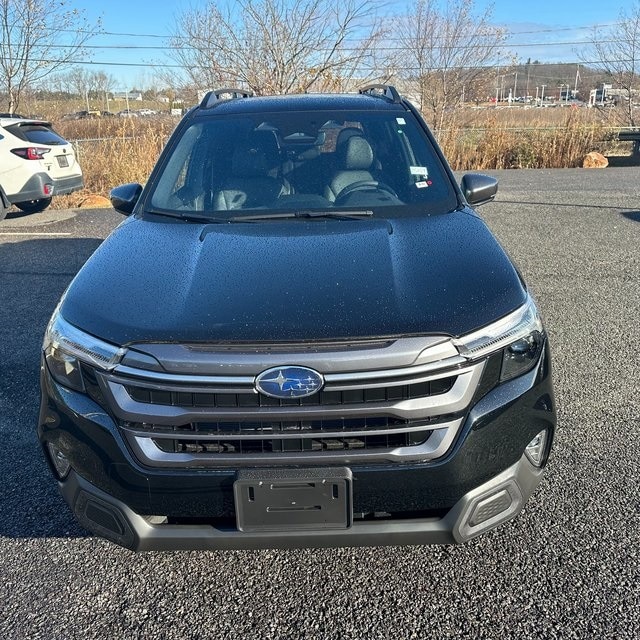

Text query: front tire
(14, 197), (52, 214)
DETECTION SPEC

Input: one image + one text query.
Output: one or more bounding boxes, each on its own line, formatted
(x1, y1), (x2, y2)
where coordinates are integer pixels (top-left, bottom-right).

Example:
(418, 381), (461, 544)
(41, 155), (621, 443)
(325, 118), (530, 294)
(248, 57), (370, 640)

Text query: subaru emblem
(255, 366), (324, 399)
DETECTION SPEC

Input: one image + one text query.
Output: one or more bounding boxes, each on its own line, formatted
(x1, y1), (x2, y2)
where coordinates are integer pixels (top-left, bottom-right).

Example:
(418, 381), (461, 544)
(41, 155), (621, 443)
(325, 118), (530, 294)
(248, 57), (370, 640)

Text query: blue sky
(67, 0), (631, 89)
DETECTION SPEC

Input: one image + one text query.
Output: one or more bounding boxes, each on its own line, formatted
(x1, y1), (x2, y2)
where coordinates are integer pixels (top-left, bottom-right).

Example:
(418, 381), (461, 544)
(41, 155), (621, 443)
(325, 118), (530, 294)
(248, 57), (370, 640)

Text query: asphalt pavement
(0, 168), (638, 639)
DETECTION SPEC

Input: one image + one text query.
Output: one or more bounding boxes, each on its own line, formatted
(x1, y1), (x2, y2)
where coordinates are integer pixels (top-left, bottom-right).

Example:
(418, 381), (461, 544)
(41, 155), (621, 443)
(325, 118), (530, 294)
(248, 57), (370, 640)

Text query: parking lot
(0, 167), (638, 639)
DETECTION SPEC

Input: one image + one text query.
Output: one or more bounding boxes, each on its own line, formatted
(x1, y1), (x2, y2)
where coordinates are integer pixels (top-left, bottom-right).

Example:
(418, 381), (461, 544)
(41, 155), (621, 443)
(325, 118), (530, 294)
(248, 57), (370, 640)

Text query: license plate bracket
(57, 155), (69, 168)
(234, 467), (352, 532)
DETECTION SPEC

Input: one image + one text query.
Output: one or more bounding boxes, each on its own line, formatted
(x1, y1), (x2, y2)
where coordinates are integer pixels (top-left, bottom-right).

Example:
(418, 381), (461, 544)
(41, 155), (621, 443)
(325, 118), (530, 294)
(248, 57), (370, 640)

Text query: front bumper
(39, 343), (555, 550)
(59, 453), (543, 551)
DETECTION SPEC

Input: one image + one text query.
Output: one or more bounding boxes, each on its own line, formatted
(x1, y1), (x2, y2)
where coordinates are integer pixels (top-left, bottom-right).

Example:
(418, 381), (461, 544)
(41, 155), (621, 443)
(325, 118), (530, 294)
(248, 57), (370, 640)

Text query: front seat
(325, 136), (375, 202)
(213, 133), (289, 210)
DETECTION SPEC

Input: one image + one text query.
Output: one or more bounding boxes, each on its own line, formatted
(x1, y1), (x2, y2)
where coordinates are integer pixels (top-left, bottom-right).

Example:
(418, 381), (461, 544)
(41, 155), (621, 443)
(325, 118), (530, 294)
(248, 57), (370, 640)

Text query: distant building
(113, 91), (143, 101)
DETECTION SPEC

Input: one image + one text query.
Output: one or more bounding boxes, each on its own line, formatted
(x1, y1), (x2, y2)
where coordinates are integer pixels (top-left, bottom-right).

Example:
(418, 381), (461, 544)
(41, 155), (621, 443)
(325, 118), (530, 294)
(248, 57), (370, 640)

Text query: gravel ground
(0, 168), (638, 639)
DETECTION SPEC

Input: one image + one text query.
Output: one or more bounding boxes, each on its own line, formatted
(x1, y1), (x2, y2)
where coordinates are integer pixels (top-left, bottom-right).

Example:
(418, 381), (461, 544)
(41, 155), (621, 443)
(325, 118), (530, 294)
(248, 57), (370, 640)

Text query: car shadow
(3, 208), (35, 220)
(0, 237), (104, 539)
(499, 200), (640, 218)
(621, 210), (640, 222)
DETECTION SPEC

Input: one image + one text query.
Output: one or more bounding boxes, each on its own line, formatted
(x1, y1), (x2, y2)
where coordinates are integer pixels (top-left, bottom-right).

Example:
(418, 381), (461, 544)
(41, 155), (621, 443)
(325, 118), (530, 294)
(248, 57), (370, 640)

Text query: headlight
(454, 296), (544, 383)
(43, 310), (125, 391)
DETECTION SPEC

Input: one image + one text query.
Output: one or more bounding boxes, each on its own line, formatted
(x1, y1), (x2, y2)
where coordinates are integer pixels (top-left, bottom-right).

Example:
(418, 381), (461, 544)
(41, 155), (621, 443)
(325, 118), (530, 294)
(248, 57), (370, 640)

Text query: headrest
(336, 127), (365, 147)
(340, 136), (373, 170)
(231, 131), (280, 177)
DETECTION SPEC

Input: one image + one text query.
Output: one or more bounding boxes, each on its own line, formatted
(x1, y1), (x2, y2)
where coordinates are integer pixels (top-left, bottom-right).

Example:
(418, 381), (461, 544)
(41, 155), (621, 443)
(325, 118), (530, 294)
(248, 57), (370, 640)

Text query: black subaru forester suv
(39, 86), (555, 550)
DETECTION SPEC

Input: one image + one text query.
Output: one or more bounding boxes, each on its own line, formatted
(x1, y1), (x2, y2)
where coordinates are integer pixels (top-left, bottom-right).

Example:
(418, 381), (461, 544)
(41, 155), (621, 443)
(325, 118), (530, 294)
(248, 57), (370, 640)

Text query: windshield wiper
(146, 209), (229, 224)
(229, 210), (373, 222)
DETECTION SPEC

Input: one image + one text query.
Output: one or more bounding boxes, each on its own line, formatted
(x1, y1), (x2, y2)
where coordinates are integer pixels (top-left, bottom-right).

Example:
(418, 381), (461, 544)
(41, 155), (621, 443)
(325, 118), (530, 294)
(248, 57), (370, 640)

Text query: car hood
(61, 211), (527, 345)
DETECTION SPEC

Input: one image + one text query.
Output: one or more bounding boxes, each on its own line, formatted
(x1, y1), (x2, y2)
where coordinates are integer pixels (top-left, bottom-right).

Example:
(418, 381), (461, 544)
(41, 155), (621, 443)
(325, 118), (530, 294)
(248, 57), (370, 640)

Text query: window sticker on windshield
(396, 117), (406, 125)
(410, 166), (428, 176)
(416, 180), (433, 189)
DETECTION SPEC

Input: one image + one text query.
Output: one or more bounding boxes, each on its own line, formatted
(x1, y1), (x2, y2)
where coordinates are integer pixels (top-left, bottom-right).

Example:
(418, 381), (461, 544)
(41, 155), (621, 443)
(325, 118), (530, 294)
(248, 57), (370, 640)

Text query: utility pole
(495, 86), (499, 106)
(513, 72), (518, 100)
(541, 84), (546, 105)
(535, 86), (539, 105)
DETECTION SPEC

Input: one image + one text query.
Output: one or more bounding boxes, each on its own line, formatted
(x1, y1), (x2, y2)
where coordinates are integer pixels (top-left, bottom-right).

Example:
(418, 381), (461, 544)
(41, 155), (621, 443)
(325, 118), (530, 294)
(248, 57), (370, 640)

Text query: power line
(1, 55), (632, 71)
(25, 38), (622, 52)
(47, 20), (625, 43)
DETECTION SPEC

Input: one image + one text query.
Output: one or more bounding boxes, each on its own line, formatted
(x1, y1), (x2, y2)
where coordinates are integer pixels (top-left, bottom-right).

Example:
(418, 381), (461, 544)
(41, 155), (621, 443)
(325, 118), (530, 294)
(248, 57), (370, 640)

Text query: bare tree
(64, 67), (95, 100)
(394, 0), (508, 131)
(167, 0), (387, 96)
(92, 72), (116, 100)
(0, 0), (100, 113)
(586, 3), (640, 126)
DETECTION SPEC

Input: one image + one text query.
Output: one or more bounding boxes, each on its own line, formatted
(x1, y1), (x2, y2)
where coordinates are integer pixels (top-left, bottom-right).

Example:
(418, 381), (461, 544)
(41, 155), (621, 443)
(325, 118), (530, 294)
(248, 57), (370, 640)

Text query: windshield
(148, 109), (457, 219)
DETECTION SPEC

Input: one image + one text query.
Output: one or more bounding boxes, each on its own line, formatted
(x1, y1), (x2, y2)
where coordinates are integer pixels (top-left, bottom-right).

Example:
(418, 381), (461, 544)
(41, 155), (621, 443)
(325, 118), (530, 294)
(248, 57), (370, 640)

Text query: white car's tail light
(10, 146), (50, 160)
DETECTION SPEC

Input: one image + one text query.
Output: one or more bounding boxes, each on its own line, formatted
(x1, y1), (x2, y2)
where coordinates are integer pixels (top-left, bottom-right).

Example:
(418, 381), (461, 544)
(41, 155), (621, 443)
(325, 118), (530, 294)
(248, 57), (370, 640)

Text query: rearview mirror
(110, 183), (142, 216)
(461, 174), (498, 207)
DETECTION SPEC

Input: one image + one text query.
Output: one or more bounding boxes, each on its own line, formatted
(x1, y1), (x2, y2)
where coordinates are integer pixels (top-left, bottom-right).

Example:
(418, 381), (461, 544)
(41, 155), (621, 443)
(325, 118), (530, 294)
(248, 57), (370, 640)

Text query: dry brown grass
(438, 109), (609, 170)
(47, 104), (630, 208)
(52, 116), (177, 209)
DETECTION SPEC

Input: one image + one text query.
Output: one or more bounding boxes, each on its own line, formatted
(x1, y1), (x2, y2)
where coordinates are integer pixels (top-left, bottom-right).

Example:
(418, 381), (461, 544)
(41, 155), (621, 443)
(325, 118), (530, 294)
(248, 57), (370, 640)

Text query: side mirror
(461, 174), (498, 207)
(110, 183), (143, 216)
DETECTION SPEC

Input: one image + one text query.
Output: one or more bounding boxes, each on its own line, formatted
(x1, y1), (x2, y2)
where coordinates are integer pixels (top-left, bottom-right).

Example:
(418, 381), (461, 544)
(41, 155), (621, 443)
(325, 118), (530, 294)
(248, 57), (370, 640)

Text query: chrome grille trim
(111, 366), (255, 385)
(98, 363), (484, 424)
(126, 418), (463, 467)
(323, 356), (467, 384)
(123, 421), (444, 441)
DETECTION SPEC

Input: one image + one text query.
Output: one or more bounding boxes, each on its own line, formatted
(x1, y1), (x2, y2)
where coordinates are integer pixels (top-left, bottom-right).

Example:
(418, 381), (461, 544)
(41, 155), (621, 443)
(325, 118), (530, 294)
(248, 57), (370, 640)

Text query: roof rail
(358, 84), (402, 104)
(200, 88), (254, 109)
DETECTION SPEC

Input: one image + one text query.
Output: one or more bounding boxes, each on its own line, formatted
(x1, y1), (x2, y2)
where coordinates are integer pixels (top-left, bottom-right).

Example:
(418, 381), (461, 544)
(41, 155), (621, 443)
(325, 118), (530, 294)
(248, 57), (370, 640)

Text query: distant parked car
(0, 117), (83, 219)
(117, 109), (138, 117)
(61, 111), (89, 121)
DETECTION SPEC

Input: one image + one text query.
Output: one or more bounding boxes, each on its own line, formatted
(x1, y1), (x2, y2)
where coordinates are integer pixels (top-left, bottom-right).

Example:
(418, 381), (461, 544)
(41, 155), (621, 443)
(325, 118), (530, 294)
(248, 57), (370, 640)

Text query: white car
(0, 116), (83, 220)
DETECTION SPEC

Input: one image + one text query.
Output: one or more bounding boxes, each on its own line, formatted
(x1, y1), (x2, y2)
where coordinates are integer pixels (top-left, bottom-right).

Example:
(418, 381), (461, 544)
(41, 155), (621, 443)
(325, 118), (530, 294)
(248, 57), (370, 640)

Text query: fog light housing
(525, 429), (548, 467)
(47, 442), (71, 479)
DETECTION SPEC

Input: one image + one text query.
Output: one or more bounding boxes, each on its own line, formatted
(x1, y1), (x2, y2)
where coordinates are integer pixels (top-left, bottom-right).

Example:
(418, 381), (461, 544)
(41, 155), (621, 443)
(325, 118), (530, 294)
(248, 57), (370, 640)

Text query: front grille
(95, 341), (485, 467)
(124, 377), (456, 408)
(130, 415), (428, 435)
(126, 415), (441, 456)
(152, 430), (433, 455)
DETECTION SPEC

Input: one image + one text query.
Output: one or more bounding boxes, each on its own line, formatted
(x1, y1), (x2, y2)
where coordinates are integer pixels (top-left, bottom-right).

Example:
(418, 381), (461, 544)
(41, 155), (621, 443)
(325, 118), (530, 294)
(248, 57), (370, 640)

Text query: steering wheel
(334, 180), (398, 204)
